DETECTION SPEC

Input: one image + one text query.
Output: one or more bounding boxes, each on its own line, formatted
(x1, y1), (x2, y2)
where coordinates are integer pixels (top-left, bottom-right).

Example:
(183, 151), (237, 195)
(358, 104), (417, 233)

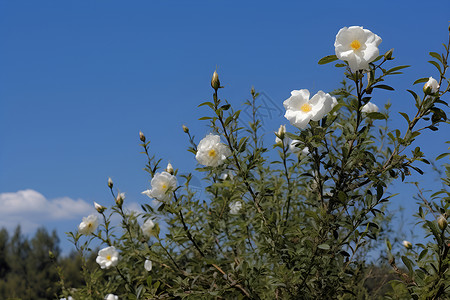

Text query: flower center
(300, 103), (312, 113)
(162, 184), (167, 190)
(106, 255), (111, 260)
(208, 149), (217, 157)
(350, 40), (361, 50)
(88, 223), (92, 228)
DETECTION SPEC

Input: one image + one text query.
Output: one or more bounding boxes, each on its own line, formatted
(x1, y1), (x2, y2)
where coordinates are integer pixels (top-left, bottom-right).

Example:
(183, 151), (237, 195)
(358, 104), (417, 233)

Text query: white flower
(229, 201), (242, 215)
(283, 89), (337, 129)
(423, 77), (440, 94)
(144, 259), (153, 272)
(361, 102), (379, 113)
(78, 215), (98, 235)
(289, 140), (309, 156)
(60, 297), (73, 300)
(142, 171), (177, 202)
(196, 134), (231, 167)
(96, 246), (119, 269)
(335, 26), (382, 72)
(141, 219), (157, 238)
(105, 294), (119, 300)
(402, 240), (412, 249)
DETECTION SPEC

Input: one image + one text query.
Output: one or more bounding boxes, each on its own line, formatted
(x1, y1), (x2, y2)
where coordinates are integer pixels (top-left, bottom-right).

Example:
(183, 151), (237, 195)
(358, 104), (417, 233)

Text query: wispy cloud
(0, 189), (94, 233)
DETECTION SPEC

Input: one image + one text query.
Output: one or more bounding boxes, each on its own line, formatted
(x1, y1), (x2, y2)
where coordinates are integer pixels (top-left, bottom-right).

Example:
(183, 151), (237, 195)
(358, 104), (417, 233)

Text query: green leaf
(372, 84), (394, 91)
(399, 112), (410, 124)
(401, 256), (414, 276)
(198, 116), (212, 120)
(436, 153), (450, 160)
(198, 101), (215, 109)
(413, 77), (429, 85)
(387, 65), (410, 73)
(318, 55), (338, 65)
(429, 51), (443, 63)
(317, 243), (330, 250)
(428, 60), (442, 73)
(366, 112), (387, 120)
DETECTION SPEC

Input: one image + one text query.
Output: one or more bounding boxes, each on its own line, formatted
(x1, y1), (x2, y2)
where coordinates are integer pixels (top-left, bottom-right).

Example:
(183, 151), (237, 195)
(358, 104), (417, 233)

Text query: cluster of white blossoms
(361, 102), (379, 113)
(105, 294), (119, 300)
(196, 134), (231, 167)
(334, 26), (382, 73)
(283, 89), (337, 129)
(142, 171), (177, 202)
(96, 246), (119, 269)
(78, 214), (98, 235)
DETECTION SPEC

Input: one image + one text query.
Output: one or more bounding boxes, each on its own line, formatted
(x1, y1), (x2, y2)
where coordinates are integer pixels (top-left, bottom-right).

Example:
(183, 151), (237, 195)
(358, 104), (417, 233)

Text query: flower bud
(384, 48), (394, 60)
(276, 125), (286, 140)
(139, 131), (146, 143)
(402, 240), (412, 249)
(94, 201), (106, 213)
(438, 215), (448, 231)
(48, 250), (55, 260)
(182, 124), (189, 134)
(108, 177), (113, 189)
(166, 162), (174, 175)
(211, 70), (220, 91)
(423, 77), (440, 95)
(116, 193), (125, 207)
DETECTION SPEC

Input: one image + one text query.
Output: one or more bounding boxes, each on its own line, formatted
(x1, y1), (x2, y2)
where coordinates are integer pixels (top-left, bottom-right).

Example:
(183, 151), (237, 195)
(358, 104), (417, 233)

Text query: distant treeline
(0, 226), (90, 300)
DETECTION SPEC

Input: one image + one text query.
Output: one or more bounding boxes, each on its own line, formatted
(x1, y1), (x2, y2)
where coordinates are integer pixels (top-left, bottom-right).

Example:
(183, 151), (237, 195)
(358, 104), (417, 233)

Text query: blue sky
(1, 1), (449, 254)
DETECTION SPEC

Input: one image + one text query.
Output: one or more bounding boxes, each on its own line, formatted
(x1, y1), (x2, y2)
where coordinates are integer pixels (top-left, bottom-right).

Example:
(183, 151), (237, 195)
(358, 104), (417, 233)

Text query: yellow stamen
(208, 149), (217, 157)
(106, 255), (111, 260)
(300, 103), (312, 113)
(162, 184), (167, 190)
(350, 40), (361, 50)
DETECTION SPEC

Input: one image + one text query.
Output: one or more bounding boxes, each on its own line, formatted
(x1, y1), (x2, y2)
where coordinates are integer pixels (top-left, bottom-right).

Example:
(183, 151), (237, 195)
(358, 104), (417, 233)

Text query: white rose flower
(144, 259), (153, 272)
(60, 297), (73, 300)
(283, 89), (337, 129)
(289, 140), (309, 156)
(229, 201), (242, 215)
(78, 215), (98, 235)
(142, 171), (177, 202)
(361, 102), (379, 113)
(335, 26), (382, 72)
(196, 134), (231, 167)
(96, 246), (119, 269)
(423, 76), (440, 94)
(141, 219), (157, 238)
(105, 294), (119, 300)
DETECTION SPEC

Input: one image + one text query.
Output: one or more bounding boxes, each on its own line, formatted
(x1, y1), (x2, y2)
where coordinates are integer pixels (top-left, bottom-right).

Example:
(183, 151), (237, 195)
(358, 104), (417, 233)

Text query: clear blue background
(1, 0), (449, 253)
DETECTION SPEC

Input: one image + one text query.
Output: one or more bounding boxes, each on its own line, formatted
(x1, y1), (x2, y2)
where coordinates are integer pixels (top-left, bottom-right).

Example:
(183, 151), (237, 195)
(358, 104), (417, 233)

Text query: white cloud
(0, 189), (94, 233)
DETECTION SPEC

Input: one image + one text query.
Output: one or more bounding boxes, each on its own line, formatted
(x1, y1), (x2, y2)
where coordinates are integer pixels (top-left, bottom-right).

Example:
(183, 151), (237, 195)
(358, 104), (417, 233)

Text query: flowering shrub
(60, 25), (450, 299)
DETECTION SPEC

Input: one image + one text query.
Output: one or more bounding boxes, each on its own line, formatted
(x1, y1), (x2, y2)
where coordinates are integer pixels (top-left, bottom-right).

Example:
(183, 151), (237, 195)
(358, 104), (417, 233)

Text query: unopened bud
(211, 70), (220, 91)
(384, 48), (394, 60)
(108, 177), (113, 189)
(276, 125), (286, 140)
(116, 193), (125, 207)
(48, 250), (55, 260)
(402, 240), (412, 249)
(94, 201), (106, 213)
(139, 131), (146, 143)
(423, 77), (440, 95)
(166, 162), (174, 175)
(438, 215), (448, 231)
(182, 125), (189, 134)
